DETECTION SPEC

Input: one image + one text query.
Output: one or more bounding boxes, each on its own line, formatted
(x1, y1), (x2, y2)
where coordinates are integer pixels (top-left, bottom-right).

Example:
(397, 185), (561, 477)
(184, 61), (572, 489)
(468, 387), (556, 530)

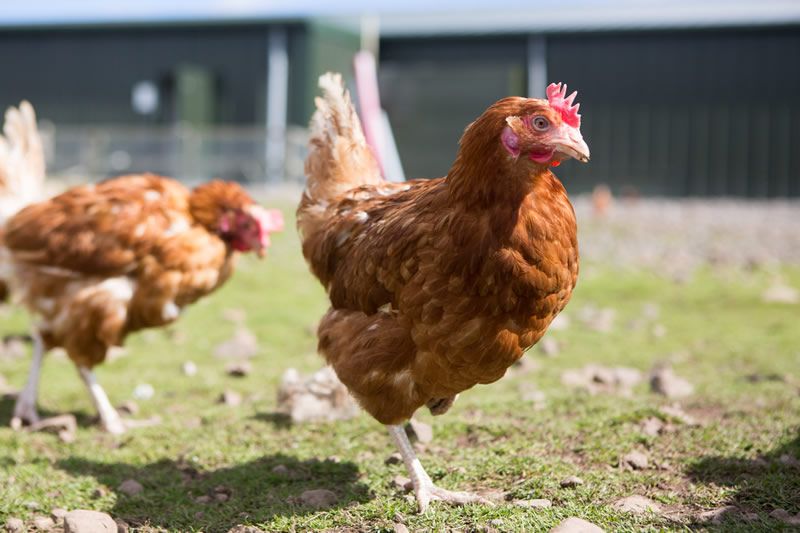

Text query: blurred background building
(1, 0), (799, 195)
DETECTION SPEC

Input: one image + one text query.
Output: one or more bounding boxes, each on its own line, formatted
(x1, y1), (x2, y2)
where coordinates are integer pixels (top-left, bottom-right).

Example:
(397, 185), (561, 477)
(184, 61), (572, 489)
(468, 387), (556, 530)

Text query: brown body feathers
(2, 174), (257, 368)
(298, 75), (578, 425)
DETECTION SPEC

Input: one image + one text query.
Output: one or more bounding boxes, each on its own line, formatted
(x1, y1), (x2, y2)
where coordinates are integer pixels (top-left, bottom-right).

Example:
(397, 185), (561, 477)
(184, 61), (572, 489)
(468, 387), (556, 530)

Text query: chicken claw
(387, 424), (494, 513)
(10, 399), (40, 430)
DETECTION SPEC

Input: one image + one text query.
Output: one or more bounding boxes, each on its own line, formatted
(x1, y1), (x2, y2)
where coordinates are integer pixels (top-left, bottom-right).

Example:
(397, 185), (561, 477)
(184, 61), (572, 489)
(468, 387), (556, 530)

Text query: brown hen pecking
(3, 174), (283, 433)
(298, 74), (589, 511)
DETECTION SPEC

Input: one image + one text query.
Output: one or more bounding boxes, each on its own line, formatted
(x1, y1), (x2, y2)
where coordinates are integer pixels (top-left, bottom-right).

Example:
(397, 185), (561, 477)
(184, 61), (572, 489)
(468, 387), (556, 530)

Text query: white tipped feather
(0, 101), (46, 223)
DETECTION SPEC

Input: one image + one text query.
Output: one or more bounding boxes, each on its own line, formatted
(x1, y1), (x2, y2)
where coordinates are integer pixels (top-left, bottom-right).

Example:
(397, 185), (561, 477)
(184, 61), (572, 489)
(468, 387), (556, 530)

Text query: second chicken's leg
(387, 424), (492, 513)
(77, 366), (126, 434)
(10, 331), (45, 429)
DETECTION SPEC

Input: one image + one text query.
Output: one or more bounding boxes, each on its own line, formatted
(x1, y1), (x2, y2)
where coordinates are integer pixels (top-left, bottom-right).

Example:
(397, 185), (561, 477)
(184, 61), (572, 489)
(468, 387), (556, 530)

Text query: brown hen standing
(298, 74), (589, 511)
(3, 174), (283, 433)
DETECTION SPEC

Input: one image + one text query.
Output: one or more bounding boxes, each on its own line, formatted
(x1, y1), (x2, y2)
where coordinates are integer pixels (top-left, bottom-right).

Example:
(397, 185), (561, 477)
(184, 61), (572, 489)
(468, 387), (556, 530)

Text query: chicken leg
(77, 366), (126, 434)
(387, 424), (492, 513)
(10, 331), (45, 429)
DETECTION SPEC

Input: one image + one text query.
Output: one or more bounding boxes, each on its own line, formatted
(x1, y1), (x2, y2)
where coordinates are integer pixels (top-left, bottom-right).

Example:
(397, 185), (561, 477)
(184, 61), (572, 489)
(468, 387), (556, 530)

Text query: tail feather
(302, 73), (382, 206)
(0, 101), (45, 223)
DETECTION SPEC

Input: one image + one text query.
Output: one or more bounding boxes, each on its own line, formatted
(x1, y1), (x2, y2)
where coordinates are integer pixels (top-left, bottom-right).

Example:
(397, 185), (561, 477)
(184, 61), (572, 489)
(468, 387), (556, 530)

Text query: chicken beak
(246, 204), (284, 259)
(552, 125), (590, 163)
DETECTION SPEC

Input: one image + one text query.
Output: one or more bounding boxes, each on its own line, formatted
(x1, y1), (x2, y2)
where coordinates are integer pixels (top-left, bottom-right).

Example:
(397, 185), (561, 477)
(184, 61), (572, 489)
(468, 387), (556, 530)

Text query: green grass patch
(1, 207), (798, 531)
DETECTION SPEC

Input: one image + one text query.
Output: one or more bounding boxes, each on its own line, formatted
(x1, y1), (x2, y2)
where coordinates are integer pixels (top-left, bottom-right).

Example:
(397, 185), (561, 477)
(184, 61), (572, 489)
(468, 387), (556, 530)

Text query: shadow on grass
(687, 431), (800, 526)
(56, 453), (371, 532)
(251, 412), (293, 430)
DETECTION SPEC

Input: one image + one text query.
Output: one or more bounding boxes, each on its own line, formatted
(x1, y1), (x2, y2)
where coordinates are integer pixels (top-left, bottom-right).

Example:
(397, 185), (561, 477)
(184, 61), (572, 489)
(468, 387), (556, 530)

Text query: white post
(266, 26), (289, 183)
(527, 35), (547, 98)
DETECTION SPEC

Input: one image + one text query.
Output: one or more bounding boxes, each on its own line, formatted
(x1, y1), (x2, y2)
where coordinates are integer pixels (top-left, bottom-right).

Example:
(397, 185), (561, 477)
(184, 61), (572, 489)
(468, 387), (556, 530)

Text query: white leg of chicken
(10, 330), (45, 429)
(387, 425), (492, 512)
(77, 366), (126, 435)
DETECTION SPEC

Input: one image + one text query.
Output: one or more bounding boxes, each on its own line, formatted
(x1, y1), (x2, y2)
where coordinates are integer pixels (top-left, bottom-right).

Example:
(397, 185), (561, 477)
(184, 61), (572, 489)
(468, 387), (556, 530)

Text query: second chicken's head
(191, 180), (285, 257)
(500, 82), (590, 167)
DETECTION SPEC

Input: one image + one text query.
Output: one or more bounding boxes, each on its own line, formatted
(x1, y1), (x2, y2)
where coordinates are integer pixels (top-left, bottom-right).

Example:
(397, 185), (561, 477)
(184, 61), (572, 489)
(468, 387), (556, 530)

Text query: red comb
(546, 82), (581, 128)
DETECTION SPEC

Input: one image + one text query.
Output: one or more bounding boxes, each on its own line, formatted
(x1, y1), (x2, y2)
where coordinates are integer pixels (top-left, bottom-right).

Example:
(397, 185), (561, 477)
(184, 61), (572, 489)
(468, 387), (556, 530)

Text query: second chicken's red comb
(546, 82), (581, 128)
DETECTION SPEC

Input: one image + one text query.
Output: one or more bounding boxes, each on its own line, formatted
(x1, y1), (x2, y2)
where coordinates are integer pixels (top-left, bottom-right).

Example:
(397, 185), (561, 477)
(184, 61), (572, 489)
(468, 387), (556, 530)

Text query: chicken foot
(10, 331), (45, 429)
(387, 424), (493, 513)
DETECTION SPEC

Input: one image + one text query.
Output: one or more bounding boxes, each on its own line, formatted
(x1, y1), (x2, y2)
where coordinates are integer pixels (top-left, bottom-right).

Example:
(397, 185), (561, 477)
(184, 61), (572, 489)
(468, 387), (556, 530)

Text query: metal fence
(44, 125), (310, 185)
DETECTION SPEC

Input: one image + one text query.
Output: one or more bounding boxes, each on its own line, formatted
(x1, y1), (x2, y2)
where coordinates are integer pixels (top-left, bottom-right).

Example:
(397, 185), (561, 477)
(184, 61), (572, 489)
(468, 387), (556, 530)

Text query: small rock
(621, 450), (649, 470)
(779, 454), (800, 468)
(513, 498), (552, 508)
(50, 508), (68, 522)
(560, 475), (584, 488)
(650, 366), (694, 398)
(24, 501), (40, 510)
(519, 386), (546, 409)
(63, 510), (117, 532)
(538, 337), (560, 357)
(5, 518), (24, 533)
(117, 479), (143, 496)
(221, 308), (247, 323)
(299, 489), (338, 509)
(117, 400), (139, 416)
(195, 495), (212, 504)
(405, 419), (433, 444)
(33, 516), (55, 530)
(641, 417), (665, 436)
(226, 361), (252, 377)
(651, 324), (667, 338)
(611, 495), (661, 514)
(561, 364), (642, 396)
(272, 464), (290, 475)
(393, 475), (412, 492)
(214, 327), (260, 359)
(132, 383), (154, 400)
(213, 485), (232, 502)
(90, 488), (107, 500)
(182, 361), (198, 376)
(578, 305), (616, 333)
(697, 505), (738, 524)
(770, 508), (800, 526)
(219, 390), (242, 407)
(276, 367), (359, 423)
(550, 517), (605, 533)
(762, 282), (799, 304)
(115, 519), (130, 533)
(393, 524), (410, 533)
(658, 404), (699, 426)
(385, 452), (403, 465)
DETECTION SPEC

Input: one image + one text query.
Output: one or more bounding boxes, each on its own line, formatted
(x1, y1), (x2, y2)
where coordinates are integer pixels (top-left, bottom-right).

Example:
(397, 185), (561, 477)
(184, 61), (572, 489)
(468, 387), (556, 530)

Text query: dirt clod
(550, 517), (605, 533)
(117, 479), (143, 496)
(63, 510), (117, 532)
(513, 498), (552, 508)
(621, 450), (649, 470)
(611, 495), (661, 514)
(298, 489), (338, 509)
(650, 366), (694, 398)
(560, 475), (584, 488)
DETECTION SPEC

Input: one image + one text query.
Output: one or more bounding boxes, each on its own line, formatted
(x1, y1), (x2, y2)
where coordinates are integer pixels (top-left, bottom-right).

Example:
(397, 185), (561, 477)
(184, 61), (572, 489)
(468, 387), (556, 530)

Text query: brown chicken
(298, 74), (589, 511)
(3, 174), (283, 433)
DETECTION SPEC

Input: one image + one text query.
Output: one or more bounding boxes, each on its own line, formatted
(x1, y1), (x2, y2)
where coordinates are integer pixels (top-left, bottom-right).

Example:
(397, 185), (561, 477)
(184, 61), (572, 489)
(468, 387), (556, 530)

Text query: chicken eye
(532, 116), (550, 131)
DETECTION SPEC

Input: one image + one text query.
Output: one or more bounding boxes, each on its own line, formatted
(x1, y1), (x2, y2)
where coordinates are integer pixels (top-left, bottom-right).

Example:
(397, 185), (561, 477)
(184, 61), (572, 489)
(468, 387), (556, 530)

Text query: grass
(0, 205), (798, 532)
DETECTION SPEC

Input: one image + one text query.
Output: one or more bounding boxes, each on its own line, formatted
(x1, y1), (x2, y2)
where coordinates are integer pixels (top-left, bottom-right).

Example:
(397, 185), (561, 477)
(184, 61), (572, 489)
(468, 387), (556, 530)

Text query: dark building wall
(380, 36), (527, 179)
(381, 27), (800, 197)
(0, 25), (272, 125)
